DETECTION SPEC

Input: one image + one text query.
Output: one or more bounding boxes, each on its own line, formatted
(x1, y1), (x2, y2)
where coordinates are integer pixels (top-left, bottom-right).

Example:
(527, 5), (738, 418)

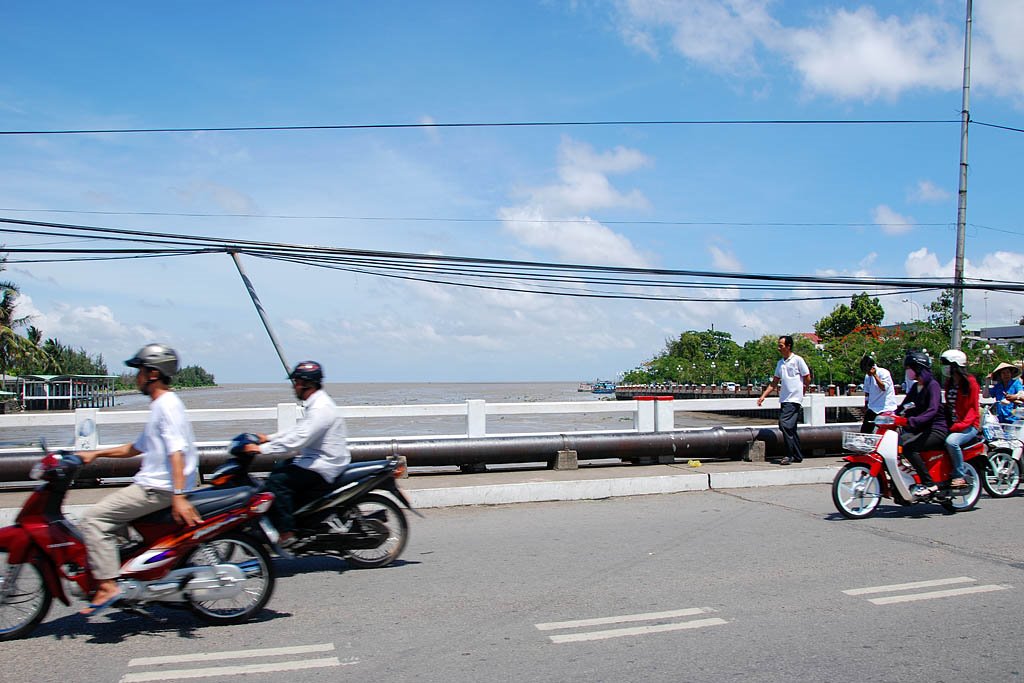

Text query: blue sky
(2, 1), (1023, 383)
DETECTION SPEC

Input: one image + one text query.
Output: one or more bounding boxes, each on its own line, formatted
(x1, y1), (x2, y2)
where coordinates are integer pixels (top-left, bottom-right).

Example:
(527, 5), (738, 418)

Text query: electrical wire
(0, 118), (960, 136)
(2, 217), (1020, 306)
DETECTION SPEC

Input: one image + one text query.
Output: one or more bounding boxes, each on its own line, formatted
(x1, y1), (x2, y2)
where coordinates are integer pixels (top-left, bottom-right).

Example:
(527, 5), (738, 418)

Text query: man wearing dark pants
(244, 360), (350, 546)
(757, 335), (812, 465)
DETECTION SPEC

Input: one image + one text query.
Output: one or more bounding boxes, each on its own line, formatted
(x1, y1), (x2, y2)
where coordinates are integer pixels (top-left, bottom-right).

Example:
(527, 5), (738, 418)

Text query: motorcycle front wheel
(182, 533), (274, 624)
(981, 450), (1021, 498)
(0, 552), (52, 641)
(342, 493), (409, 569)
(941, 462), (982, 512)
(832, 464), (882, 519)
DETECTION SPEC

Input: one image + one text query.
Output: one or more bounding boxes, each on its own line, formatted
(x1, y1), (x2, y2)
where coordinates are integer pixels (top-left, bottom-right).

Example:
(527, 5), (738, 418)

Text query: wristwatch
(173, 488), (187, 496)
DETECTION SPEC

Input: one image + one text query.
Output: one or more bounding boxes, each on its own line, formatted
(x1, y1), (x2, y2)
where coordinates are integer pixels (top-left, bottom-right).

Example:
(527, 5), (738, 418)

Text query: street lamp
(710, 361), (716, 386)
(902, 298), (921, 323)
(981, 343), (995, 366)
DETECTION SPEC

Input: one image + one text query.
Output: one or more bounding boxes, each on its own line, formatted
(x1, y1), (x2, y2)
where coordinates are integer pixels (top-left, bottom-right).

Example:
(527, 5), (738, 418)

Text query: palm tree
(0, 278), (43, 377)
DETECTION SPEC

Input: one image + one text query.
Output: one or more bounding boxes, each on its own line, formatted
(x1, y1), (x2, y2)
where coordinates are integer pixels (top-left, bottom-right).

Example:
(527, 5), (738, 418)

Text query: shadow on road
(26, 606), (292, 644)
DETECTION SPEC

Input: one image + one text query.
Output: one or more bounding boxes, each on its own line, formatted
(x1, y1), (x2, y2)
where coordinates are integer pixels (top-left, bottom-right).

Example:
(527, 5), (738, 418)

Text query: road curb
(0, 466), (842, 523)
(709, 466), (840, 490)
(409, 472), (711, 508)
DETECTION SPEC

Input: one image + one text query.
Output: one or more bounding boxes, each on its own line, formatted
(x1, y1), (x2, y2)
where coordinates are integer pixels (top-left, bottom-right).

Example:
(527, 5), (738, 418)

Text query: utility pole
(951, 0), (972, 349)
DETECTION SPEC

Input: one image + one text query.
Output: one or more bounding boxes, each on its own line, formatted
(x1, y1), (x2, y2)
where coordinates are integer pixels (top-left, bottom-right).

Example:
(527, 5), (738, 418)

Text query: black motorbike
(208, 434), (417, 568)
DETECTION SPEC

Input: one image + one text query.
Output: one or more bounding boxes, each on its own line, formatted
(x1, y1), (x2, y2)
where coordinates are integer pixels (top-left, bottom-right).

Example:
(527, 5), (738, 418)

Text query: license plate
(259, 517), (280, 543)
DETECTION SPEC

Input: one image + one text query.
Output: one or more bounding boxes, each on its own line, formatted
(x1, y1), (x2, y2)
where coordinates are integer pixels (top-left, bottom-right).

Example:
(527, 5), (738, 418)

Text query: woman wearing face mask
(940, 349), (980, 490)
(895, 350), (949, 499)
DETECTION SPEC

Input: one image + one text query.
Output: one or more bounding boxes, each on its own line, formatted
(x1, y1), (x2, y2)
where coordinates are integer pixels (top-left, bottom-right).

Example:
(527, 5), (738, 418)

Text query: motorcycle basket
(842, 431), (883, 453)
(987, 422), (1024, 442)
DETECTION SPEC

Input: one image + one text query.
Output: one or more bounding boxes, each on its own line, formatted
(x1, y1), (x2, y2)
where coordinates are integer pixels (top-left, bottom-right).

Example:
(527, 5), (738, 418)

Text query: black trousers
(264, 462), (329, 533)
(899, 429), (948, 487)
(779, 402), (804, 461)
(860, 408), (879, 434)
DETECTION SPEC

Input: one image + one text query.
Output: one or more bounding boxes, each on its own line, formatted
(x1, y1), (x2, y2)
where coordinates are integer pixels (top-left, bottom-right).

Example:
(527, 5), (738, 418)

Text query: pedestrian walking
(757, 335), (811, 465)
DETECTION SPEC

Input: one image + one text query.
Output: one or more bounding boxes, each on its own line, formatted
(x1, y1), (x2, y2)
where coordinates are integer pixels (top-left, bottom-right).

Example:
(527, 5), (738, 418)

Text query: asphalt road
(4, 483), (1023, 682)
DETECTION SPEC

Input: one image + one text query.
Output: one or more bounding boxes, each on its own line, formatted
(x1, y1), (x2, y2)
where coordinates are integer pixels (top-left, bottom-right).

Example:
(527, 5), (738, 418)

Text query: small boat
(592, 381), (616, 394)
(577, 381), (595, 392)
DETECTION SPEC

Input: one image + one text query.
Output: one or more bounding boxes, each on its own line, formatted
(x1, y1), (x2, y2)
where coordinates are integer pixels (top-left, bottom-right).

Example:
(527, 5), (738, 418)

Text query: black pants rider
(899, 429), (948, 487)
(264, 460), (330, 534)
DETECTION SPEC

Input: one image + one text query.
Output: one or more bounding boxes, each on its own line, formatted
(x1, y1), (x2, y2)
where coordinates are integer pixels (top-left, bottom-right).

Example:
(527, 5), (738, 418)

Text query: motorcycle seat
(133, 486), (256, 525)
(331, 460), (392, 487)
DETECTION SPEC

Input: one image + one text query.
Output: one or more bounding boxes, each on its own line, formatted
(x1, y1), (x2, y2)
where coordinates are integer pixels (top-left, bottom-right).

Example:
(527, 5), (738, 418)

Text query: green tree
(175, 365), (216, 387)
(814, 292), (885, 340)
(0, 264), (44, 376)
(924, 288), (968, 341)
(39, 338), (108, 375)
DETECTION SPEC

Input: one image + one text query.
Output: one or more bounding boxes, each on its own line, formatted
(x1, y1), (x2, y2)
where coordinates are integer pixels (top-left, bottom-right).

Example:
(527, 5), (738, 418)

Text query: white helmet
(939, 349), (968, 369)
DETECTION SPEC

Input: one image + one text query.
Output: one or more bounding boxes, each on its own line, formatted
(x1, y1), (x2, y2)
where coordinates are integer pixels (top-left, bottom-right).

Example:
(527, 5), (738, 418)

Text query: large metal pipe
(0, 425), (847, 483)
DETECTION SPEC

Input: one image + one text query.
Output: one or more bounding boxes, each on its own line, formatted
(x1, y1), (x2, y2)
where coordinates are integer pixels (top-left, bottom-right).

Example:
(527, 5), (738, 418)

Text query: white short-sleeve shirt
(774, 354), (810, 404)
(132, 391), (199, 491)
(863, 367), (898, 414)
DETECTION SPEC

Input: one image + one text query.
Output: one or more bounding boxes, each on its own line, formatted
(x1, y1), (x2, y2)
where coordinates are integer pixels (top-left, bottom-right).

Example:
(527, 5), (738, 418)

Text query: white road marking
(842, 576), (977, 596)
(535, 607), (713, 631)
(127, 643), (336, 667)
(536, 607), (727, 644)
(867, 584), (1011, 605)
(548, 618), (729, 643)
(120, 657), (348, 682)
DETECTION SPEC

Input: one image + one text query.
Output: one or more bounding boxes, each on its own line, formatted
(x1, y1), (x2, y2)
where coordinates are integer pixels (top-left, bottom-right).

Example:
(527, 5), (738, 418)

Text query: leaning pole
(229, 250), (291, 376)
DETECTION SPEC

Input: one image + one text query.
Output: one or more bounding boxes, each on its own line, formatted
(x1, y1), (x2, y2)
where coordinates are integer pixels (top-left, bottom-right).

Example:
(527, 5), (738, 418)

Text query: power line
(3, 217), (1019, 307)
(0, 118), (960, 137)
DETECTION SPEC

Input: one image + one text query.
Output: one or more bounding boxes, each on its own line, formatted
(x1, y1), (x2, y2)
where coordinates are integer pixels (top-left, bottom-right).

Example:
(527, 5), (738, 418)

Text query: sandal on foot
(80, 591), (123, 618)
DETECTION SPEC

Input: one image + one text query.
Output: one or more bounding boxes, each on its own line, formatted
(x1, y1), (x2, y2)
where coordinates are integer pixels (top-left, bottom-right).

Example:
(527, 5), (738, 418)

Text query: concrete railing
(0, 394), (866, 452)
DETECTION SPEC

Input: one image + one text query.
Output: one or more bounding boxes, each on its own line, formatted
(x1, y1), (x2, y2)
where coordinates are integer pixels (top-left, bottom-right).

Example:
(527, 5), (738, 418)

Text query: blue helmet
(228, 433), (260, 456)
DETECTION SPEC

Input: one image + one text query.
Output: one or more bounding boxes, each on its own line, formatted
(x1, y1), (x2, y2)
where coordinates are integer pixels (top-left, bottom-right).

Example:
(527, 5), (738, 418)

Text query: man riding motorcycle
(77, 344), (202, 616)
(243, 360), (350, 547)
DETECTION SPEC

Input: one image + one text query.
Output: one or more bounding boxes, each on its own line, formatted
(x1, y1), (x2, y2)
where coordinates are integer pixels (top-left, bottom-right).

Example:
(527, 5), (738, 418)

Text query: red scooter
(832, 415), (984, 519)
(0, 449), (277, 640)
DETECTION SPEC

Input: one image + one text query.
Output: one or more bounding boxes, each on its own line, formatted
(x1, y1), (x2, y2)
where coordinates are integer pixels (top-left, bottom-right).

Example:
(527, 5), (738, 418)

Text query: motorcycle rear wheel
(182, 533), (274, 624)
(941, 462), (982, 512)
(342, 493), (408, 569)
(0, 553), (52, 641)
(832, 464), (882, 519)
(981, 450), (1021, 498)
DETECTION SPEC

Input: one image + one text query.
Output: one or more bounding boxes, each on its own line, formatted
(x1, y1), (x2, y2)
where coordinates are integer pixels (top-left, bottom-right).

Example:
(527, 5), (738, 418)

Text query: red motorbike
(832, 415), (984, 519)
(0, 449), (277, 640)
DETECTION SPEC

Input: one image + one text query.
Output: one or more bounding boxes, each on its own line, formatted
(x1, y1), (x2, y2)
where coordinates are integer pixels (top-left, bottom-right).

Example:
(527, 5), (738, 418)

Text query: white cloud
(618, 0), (777, 73)
(781, 7), (960, 100)
(17, 293), (160, 365)
(614, 1), (1024, 100)
(709, 243), (743, 272)
(909, 179), (951, 203)
(499, 137), (652, 267)
(873, 204), (914, 235)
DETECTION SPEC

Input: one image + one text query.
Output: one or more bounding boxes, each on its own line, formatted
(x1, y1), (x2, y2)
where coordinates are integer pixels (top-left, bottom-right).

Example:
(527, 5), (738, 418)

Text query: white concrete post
(74, 408), (99, 450)
(635, 398), (655, 432)
(803, 393), (826, 426)
(466, 399), (486, 438)
(277, 402), (299, 433)
(654, 397), (675, 432)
